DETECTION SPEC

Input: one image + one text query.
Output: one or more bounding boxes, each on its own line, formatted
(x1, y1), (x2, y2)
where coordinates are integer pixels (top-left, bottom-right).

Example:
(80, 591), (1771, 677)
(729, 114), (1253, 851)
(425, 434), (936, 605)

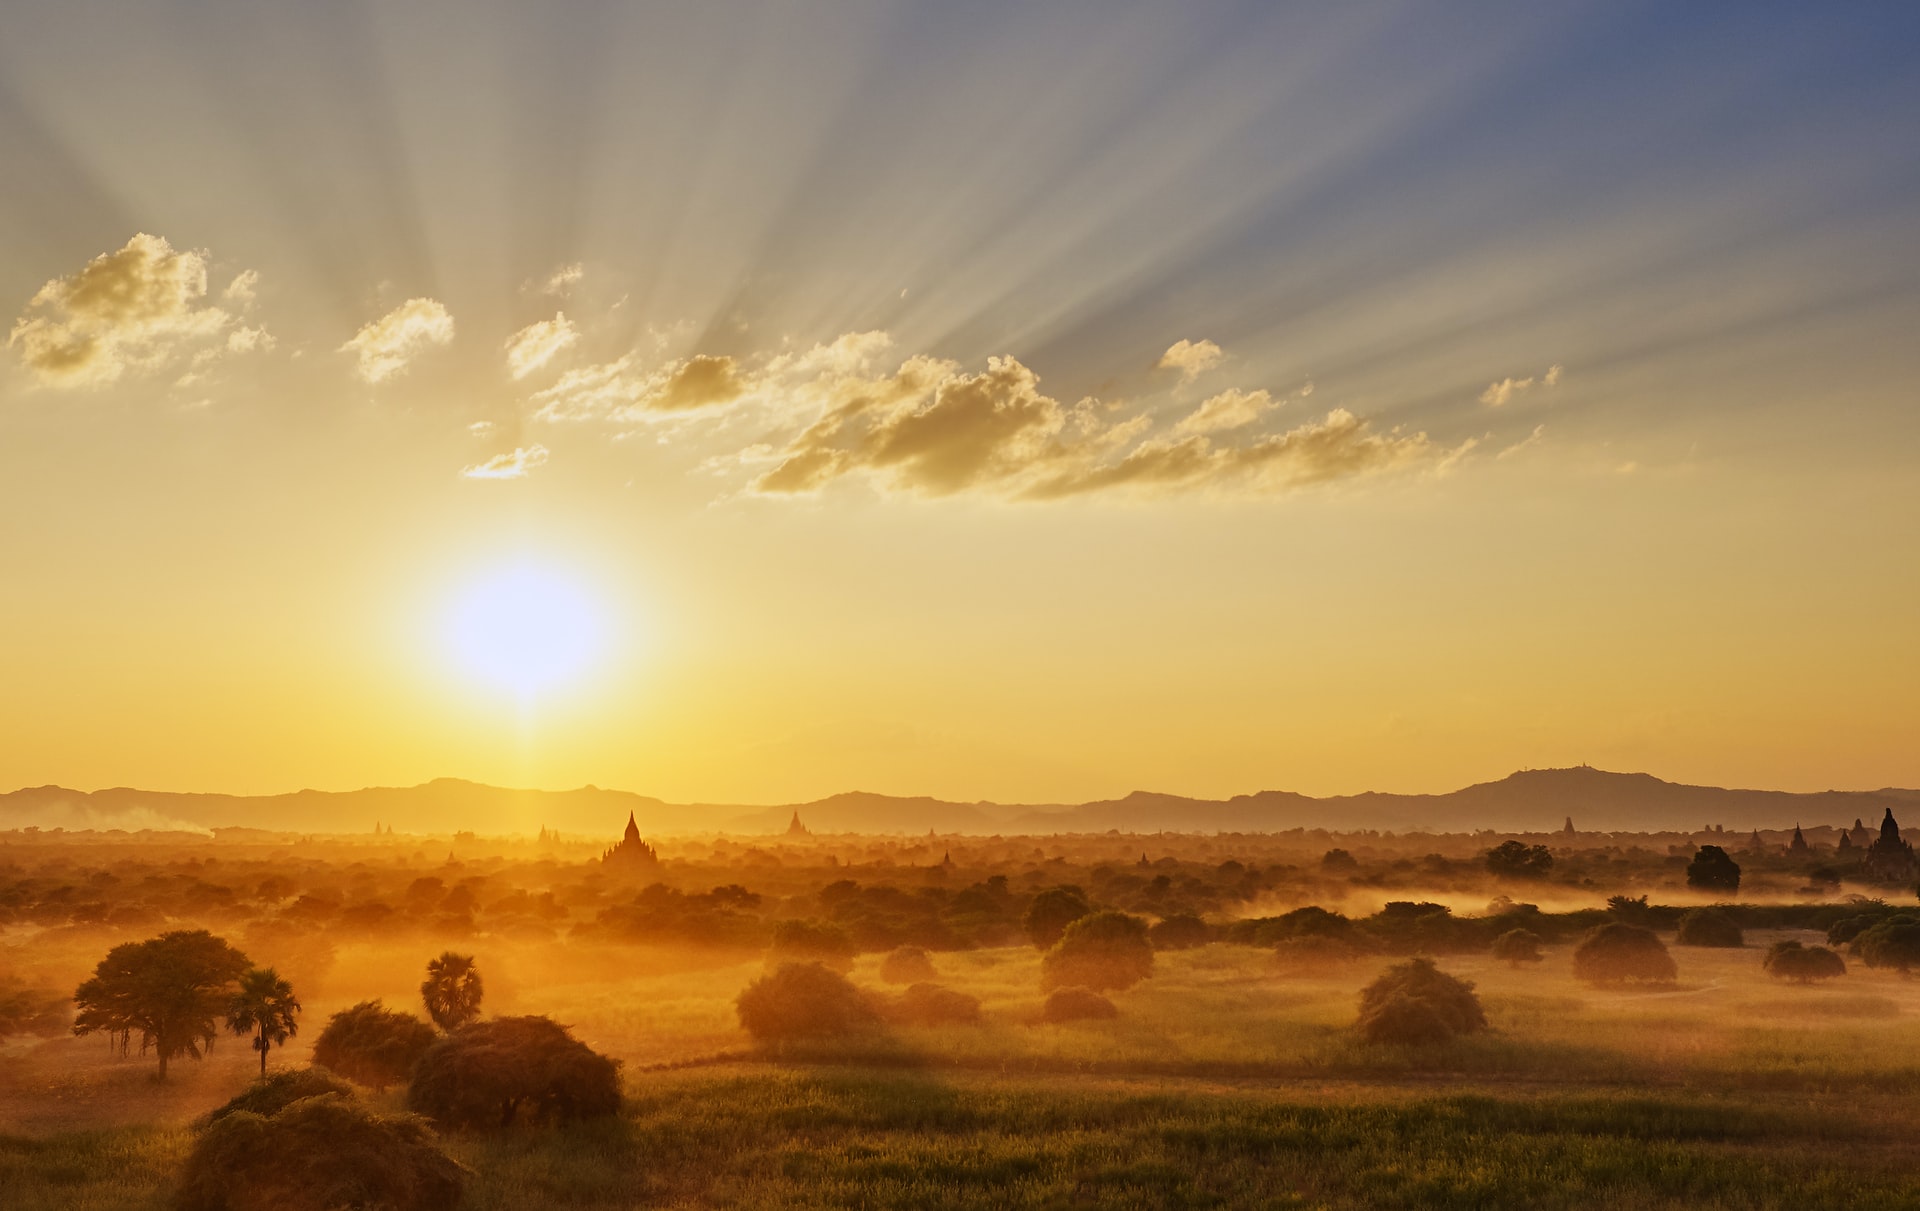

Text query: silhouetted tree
(1572, 923), (1678, 986)
(1147, 913), (1212, 950)
(313, 1000), (439, 1091)
(1024, 886), (1091, 950)
(735, 961), (880, 1043)
(1762, 940), (1847, 984)
(1685, 846), (1742, 893)
(1041, 911), (1154, 992)
(207, 1067), (356, 1123)
(1490, 928), (1544, 968)
(1606, 894), (1654, 925)
(420, 952), (483, 1031)
(407, 1015), (622, 1129)
(767, 919), (857, 972)
(72, 930), (250, 1079)
(1355, 957), (1487, 1046)
(1320, 848), (1359, 873)
(1484, 840), (1553, 880)
(1851, 917), (1920, 975)
(1675, 908), (1743, 948)
(227, 967), (301, 1076)
(882, 982), (982, 1026)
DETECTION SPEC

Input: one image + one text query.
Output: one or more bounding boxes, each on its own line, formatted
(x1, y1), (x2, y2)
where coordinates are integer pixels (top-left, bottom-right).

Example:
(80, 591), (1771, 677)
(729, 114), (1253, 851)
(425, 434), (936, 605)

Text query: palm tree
(421, 951), (484, 1031)
(226, 967), (301, 1076)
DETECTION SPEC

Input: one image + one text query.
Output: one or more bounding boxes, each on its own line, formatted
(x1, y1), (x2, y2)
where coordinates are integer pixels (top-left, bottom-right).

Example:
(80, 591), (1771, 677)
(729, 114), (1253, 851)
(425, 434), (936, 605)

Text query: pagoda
(1862, 808), (1916, 882)
(601, 812), (659, 872)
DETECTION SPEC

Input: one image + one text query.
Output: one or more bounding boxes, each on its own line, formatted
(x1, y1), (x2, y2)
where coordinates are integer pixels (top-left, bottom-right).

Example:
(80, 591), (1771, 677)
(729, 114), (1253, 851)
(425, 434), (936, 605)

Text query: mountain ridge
(2, 767), (1915, 837)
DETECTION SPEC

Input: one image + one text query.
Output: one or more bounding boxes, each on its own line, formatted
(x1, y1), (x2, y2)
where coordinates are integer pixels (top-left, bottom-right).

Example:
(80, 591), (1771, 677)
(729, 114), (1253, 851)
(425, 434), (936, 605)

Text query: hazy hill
(1, 767), (1914, 838)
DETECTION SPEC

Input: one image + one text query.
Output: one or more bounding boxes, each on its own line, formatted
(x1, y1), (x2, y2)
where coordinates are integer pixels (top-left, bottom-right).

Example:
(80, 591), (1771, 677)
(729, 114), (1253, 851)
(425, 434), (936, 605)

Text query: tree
(420, 952), (484, 1032)
(1686, 845), (1742, 893)
(1675, 908), (1743, 948)
(1355, 957), (1486, 1046)
(1024, 886), (1091, 950)
(407, 1016), (622, 1130)
(313, 1000), (439, 1091)
(1040, 986), (1118, 1023)
(1147, 914), (1212, 950)
(878, 946), (938, 985)
(72, 930), (250, 1079)
(1572, 923), (1678, 986)
(1490, 929), (1543, 968)
(1041, 911), (1154, 992)
(227, 967), (301, 1076)
(735, 961), (880, 1043)
(1484, 840), (1553, 880)
(1762, 941), (1847, 985)
(1851, 917), (1920, 975)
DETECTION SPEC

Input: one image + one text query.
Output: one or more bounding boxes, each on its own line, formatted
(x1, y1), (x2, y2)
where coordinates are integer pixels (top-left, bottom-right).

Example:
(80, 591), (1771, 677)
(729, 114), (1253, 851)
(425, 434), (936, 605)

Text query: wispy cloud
(1157, 338), (1223, 383)
(461, 444), (550, 480)
(1173, 387), (1278, 435)
(504, 313), (578, 380)
(7, 233), (238, 387)
(1480, 363), (1564, 407)
(340, 298), (454, 383)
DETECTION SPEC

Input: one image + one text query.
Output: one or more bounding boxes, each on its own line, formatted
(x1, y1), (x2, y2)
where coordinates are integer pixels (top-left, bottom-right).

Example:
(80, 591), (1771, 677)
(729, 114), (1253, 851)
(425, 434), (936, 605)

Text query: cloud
(1498, 424), (1547, 459)
(340, 298), (454, 383)
(537, 263), (585, 296)
(1173, 387), (1277, 435)
(223, 269), (260, 304)
(532, 352), (748, 422)
(461, 444), (550, 480)
(629, 354), (745, 413)
(1480, 363), (1564, 406)
(7, 233), (236, 386)
(1157, 338), (1223, 383)
(504, 312), (578, 380)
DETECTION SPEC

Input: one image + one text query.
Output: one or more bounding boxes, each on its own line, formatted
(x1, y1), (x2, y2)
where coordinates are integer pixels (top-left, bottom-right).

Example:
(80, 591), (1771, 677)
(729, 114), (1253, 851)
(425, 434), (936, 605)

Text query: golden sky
(2, 3), (1917, 804)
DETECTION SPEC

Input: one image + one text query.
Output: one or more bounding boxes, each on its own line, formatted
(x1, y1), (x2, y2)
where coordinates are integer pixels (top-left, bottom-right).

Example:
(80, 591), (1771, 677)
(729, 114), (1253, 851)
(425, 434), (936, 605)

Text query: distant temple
(1747, 828), (1765, 853)
(1837, 831), (1855, 855)
(786, 811), (810, 838)
(1790, 824), (1809, 855)
(1862, 808), (1916, 882)
(601, 812), (659, 871)
(1562, 817), (1575, 835)
(1850, 817), (1874, 847)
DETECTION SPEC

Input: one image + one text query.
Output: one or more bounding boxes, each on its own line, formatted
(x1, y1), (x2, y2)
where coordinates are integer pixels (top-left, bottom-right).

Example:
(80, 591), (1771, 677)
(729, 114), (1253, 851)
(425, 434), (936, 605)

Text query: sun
(446, 562), (603, 701)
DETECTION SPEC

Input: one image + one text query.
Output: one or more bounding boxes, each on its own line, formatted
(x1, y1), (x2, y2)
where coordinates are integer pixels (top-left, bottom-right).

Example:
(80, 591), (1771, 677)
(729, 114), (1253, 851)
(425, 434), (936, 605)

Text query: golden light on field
(445, 561), (604, 704)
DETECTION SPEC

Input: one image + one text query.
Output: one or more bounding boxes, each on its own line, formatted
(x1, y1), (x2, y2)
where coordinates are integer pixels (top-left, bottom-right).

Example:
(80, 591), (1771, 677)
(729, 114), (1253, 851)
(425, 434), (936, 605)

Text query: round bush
(1851, 918), (1920, 974)
(885, 983), (982, 1026)
(1490, 929), (1543, 967)
(735, 961), (881, 1043)
(407, 1016), (621, 1130)
(1041, 911), (1154, 993)
(1763, 940), (1847, 984)
(1675, 908), (1744, 948)
(205, 1068), (355, 1125)
(878, 946), (939, 985)
(312, 1000), (438, 1091)
(177, 1092), (465, 1211)
(1024, 887), (1091, 950)
(1572, 923), (1678, 986)
(1039, 986), (1119, 1023)
(1147, 914), (1212, 951)
(1355, 958), (1486, 1046)
(767, 919), (857, 973)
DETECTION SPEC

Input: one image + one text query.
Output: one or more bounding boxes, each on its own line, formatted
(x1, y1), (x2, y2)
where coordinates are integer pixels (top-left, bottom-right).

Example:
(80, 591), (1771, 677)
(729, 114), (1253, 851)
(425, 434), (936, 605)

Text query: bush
(1041, 911), (1154, 992)
(1485, 840), (1553, 880)
(312, 1000), (439, 1091)
(1024, 887), (1091, 950)
(407, 1016), (622, 1130)
(1039, 986), (1118, 1023)
(1851, 917), (1920, 974)
(878, 946), (939, 985)
(1271, 934), (1368, 975)
(1763, 941), (1847, 984)
(1685, 846), (1742, 893)
(768, 919), (858, 972)
(1354, 958), (1486, 1046)
(1147, 914), (1212, 950)
(1490, 929), (1543, 967)
(205, 1068), (354, 1125)
(1572, 923), (1678, 986)
(735, 961), (881, 1043)
(1675, 908), (1744, 948)
(883, 983), (982, 1027)
(177, 1092), (465, 1211)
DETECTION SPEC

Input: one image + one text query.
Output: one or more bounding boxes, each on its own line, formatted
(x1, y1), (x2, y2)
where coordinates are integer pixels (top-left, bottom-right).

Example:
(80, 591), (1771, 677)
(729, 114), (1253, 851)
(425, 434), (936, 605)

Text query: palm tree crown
(421, 951), (484, 1031)
(226, 966), (301, 1075)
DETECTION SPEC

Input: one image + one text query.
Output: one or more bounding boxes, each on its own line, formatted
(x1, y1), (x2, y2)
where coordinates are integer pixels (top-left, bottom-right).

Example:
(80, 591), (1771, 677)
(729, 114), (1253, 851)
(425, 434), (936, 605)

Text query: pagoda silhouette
(1862, 808), (1916, 882)
(601, 812), (659, 871)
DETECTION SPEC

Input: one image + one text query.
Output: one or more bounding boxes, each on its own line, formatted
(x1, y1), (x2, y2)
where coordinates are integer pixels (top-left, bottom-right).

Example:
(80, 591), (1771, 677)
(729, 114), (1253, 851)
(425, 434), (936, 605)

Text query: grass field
(8, 933), (1920, 1208)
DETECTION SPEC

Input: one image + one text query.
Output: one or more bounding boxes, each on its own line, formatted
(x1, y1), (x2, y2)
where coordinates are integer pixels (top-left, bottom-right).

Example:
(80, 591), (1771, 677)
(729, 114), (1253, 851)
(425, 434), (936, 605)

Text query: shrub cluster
(882, 983), (983, 1027)
(1040, 911), (1154, 992)
(1354, 958), (1487, 1047)
(407, 1016), (622, 1130)
(878, 945), (938, 984)
(1039, 986), (1119, 1023)
(1675, 908), (1743, 948)
(1762, 940), (1847, 984)
(1572, 923), (1678, 986)
(735, 961), (881, 1043)
(1489, 929), (1543, 967)
(312, 1000), (439, 1091)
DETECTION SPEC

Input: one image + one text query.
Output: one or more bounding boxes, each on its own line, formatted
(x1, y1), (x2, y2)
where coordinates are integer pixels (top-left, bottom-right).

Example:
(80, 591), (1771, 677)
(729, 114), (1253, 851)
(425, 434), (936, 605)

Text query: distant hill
(2, 767), (1914, 838)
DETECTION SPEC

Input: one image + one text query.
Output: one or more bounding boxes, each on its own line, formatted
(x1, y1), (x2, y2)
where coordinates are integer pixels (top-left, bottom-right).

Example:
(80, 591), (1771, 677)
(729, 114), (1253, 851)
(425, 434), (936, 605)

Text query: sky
(2, 1), (1918, 806)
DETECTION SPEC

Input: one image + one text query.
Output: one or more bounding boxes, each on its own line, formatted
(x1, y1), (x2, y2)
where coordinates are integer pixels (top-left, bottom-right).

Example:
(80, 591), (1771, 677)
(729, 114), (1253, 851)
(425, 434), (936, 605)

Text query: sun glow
(446, 563), (603, 701)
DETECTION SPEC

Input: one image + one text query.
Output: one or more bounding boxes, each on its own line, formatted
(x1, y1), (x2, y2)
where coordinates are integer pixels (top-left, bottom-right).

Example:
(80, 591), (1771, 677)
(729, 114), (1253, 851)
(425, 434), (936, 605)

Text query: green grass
(8, 1069), (1920, 1210)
